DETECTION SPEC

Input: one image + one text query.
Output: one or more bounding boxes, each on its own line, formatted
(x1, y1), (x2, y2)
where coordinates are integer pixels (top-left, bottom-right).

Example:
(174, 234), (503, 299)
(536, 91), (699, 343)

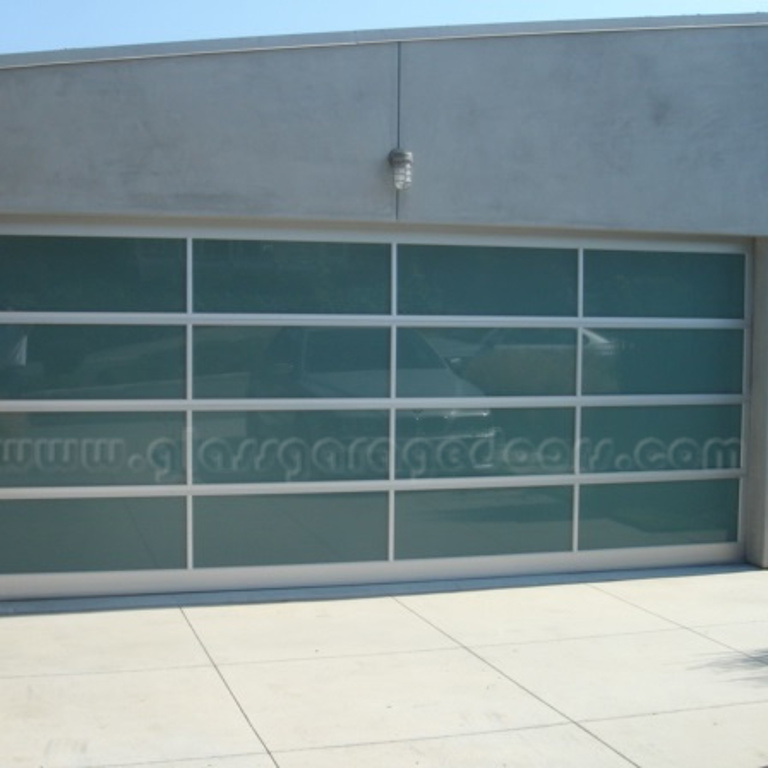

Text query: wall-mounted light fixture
(388, 148), (413, 191)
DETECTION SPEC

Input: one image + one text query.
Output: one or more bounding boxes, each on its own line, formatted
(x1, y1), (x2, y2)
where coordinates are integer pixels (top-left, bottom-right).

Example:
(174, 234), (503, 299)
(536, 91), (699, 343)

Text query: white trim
(2, 14), (767, 75)
(2, 12), (768, 70)
(0, 486), (188, 500)
(0, 542), (742, 601)
(576, 395), (745, 407)
(0, 394), (745, 412)
(396, 317), (746, 329)
(572, 469), (744, 485)
(389, 471), (744, 491)
(387, 242), (398, 560)
(0, 313), (188, 325)
(574, 250), (585, 553)
(572, 483), (581, 553)
(0, 220), (750, 252)
(0, 470), (744, 501)
(0, 313), (746, 329)
(0, 401), (190, 412)
(185, 237), (195, 569)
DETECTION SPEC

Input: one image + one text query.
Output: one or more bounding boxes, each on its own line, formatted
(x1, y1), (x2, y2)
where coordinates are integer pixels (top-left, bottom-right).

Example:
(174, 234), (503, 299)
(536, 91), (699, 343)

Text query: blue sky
(1, 0), (767, 54)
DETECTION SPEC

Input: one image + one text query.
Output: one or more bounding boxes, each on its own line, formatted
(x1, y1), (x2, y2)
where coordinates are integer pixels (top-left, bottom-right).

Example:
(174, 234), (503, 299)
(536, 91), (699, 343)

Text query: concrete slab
(0, 668), (264, 767)
(221, 648), (565, 751)
(477, 628), (768, 720)
(0, 608), (209, 677)
(697, 620), (768, 661)
(586, 701), (768, 768)
(2, 567), (768, 768)
(592, 570), (768, 626)
(398, 583), (674, 646)
(272, 724), (635, 767)
(110, 758), (274, 768)
(185, 596), (456, 664)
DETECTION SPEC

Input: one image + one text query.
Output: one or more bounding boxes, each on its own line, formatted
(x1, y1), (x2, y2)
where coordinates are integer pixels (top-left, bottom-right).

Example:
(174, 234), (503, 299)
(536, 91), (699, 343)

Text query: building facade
(1, 14), (767, 598)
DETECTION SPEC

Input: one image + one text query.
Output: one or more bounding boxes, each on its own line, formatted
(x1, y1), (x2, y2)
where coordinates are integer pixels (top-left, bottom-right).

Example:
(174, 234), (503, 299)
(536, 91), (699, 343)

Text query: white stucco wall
(0, 15), (767, 235)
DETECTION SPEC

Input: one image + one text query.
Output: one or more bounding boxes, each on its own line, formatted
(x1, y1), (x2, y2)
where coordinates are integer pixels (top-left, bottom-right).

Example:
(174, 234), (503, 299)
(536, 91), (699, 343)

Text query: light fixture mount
(388, 148), (413, 191)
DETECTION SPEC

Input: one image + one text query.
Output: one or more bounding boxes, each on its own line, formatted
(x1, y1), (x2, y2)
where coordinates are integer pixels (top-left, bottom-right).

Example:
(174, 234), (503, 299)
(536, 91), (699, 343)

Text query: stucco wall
(0, 44), (398, 221)
(0, 19), (767, 234)
(399, 25), (768, 235)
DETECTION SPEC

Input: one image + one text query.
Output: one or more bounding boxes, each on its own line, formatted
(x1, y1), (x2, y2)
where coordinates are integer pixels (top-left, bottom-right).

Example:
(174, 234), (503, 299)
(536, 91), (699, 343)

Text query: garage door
(0, 233), (747, 597)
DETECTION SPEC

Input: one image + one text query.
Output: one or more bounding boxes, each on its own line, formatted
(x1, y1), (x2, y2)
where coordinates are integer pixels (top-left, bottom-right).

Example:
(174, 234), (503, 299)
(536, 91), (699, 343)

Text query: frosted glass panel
(0, 325), (185, 399)
(194, 326), (390, 398)
(0, 236), (186, 312)
(0, 411), (185, 487)
(579, 480), (739, 549)
(585, 250), (744, 319)
(397, 328), (576, 397)
(398, 245), (577, 316)
(194, 410), (389, 483)
(194, 240), (390, 314)
(396, 407), (574, 478)
(0, 497), (186, 573)
(396, 486), (573, 559)
(581, 406), (741, 473)
(582, 329), (743, 395)
(194, 493), (388, 566)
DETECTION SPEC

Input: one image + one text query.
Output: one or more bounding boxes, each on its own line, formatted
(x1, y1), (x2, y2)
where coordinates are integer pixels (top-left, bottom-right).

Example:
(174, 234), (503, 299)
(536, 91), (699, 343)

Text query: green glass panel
(398, 245), (577, 316)
(579, 479), (739, 549)
(396, 408), (574, 478)
(0, 236), (185, 312)
(581, 406), (741, 473)
(0, 412), (184, 487)
(0, 497), (186, 573)
(395, 486), (573, 559)
(194, 326), (390, 398)
(582, 329), (743, 395)
(194, 493), (388, 567)
(0, 325), (185, 399)
(193, 240), (390, 314)
(193, 410), (389, 483)
(397, 327), (576, 397)
(584, 250), (745, 319)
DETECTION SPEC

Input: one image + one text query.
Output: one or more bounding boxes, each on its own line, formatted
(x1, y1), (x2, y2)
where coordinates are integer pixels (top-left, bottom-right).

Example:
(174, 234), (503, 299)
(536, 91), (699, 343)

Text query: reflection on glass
(0, 497), (186, 573)
(194, 240), (390, 314)
(581, 406), (742, 473)
(398, 245), (577, 316)
(0, 412), (185, 487)
(396, 408), (574, 478)
(0, 236), (186, 312)
(395, 486), (573, 559)
(194, 326), (390, 399)
(0, 325), (186, 399)
(193, 410), (390, 483)
(194, 493), (389, 567)
(579, 480), (739, 549)
(584, 250), (745, 319)
(0, 321), (29, 398)
(582, 329), (743, 395)
(396, 328), (576, 397)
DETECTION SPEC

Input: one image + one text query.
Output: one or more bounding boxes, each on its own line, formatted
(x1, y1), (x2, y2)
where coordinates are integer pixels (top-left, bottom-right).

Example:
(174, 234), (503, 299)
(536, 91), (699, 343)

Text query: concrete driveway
(1, 566), (767, 767)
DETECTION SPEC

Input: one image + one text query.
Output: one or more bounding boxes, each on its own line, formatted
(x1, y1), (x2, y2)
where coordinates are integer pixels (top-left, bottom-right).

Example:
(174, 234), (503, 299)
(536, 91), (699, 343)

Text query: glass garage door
(0, 234), (747, 595)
